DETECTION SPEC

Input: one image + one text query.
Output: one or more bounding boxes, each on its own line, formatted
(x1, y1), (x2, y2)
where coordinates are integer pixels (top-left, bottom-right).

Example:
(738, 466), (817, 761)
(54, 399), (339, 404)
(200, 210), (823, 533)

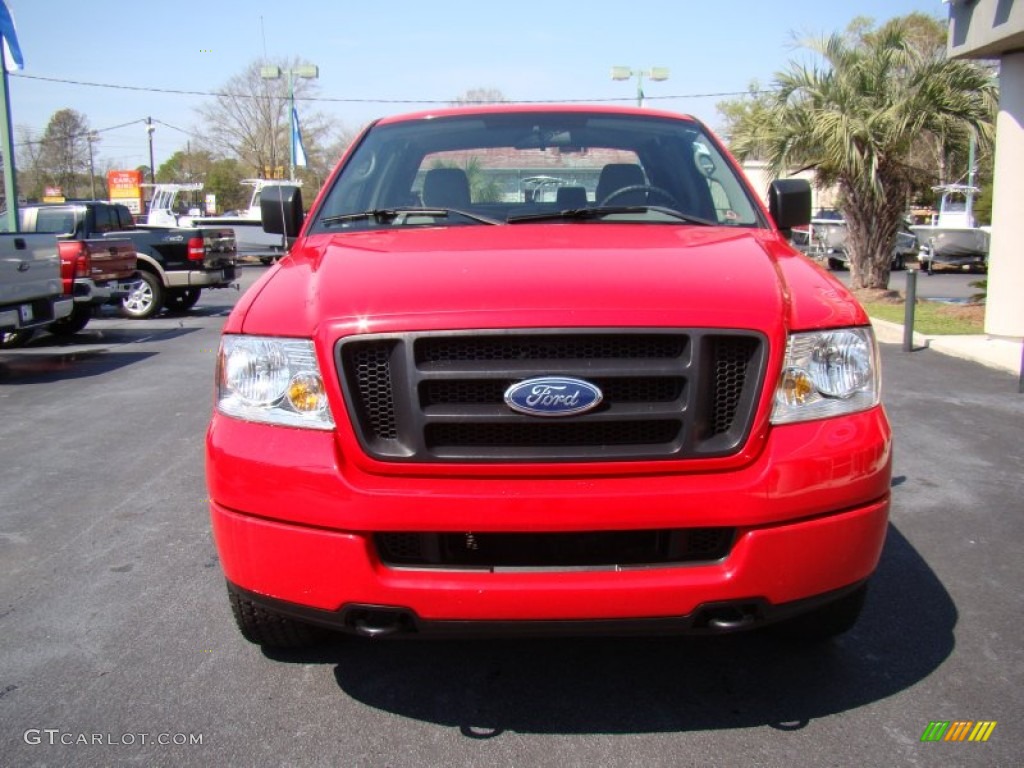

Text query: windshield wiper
(321, 207), (500, 226)
(506, 206), (716, 225)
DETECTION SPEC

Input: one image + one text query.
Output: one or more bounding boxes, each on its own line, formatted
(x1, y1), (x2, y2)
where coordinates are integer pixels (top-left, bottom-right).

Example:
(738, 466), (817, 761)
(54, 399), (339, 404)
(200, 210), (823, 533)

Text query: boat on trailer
(910, 184), (989, 272)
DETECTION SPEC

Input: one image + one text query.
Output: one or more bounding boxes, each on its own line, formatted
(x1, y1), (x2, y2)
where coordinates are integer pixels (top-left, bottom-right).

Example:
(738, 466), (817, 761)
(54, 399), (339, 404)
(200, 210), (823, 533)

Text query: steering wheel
(599, 184), (682, 209)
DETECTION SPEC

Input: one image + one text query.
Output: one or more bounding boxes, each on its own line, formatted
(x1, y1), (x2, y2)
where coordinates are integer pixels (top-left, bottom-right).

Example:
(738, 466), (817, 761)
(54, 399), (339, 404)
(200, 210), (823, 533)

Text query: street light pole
(146, 117), (155, 183)
(610, 66), (670, 107)
(259, 63), (319, 181)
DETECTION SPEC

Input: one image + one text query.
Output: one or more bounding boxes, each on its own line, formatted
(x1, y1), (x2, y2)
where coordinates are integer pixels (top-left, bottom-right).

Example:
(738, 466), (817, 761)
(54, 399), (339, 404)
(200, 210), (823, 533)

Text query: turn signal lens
(287, 372), (329, 414)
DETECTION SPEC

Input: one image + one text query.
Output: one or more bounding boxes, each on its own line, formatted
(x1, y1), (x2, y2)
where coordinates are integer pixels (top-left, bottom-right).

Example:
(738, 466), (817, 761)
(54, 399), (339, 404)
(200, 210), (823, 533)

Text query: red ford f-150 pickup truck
(206, 105), (892, 649)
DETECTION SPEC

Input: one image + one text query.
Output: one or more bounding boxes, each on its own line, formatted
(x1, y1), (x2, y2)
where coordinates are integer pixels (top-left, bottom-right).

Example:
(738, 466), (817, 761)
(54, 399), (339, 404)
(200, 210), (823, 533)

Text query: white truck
(0, 233), (74, 347)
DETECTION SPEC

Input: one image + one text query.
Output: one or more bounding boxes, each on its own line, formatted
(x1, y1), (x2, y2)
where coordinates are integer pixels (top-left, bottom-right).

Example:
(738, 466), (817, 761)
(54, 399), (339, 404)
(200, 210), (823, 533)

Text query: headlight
(771, 327), (880, 424)
(217, 335), (334, 430)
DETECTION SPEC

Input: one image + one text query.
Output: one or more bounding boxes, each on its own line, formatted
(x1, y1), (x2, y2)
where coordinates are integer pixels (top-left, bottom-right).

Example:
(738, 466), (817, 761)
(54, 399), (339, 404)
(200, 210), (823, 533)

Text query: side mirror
(768, 179), (811, 236)
(260, 185), (304, 237)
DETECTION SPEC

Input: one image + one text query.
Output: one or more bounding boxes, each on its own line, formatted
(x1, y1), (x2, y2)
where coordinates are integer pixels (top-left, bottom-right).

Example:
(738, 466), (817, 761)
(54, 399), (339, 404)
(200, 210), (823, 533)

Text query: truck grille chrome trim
(337, 330), (766, 462)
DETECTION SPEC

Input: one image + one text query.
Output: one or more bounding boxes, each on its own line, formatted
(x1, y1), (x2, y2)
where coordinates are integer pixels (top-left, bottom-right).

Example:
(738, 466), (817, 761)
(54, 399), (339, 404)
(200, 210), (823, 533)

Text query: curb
(870, 317), (1023, 376)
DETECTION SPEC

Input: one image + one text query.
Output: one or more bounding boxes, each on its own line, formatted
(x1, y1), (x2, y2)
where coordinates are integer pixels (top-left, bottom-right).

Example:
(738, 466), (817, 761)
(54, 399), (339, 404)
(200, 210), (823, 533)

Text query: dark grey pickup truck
(19, 202), (237, 318)
(0, 233), (74, 345)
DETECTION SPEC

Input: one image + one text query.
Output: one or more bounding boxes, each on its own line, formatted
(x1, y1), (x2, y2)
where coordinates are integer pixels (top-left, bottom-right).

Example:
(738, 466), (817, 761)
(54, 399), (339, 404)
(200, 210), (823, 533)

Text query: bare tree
(450, 88), (507, 107)
(195, 58), (333, 180)
(15, 124), (45, 201)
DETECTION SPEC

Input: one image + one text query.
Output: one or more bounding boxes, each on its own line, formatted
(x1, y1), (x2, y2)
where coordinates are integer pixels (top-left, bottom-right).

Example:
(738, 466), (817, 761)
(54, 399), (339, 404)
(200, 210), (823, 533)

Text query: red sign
(107, 170), (142, 198)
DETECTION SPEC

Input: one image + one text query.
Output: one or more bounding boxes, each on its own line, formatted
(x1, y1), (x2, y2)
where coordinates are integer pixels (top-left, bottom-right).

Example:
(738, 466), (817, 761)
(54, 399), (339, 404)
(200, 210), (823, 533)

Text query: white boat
(910, 184), (988, 271)
(145, 180), (294, 264)
(797, 210), (917, 271)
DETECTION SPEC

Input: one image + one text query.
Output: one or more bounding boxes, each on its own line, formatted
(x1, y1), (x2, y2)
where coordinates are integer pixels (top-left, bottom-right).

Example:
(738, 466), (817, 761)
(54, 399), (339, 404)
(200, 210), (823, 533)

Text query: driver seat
(595, 163), (646, 205)
(422, 167), (471, 209)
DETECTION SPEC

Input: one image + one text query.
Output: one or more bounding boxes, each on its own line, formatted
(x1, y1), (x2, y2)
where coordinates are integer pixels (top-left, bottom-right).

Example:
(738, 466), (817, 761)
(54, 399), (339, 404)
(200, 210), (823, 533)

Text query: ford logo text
(503, 377), (603, 417)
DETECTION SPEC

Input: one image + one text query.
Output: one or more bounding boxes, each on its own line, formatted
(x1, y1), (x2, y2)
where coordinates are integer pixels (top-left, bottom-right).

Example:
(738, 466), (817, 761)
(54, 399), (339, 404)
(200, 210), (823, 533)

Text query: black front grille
(375, 528), (735, 569)
(338, 329), (765, 463)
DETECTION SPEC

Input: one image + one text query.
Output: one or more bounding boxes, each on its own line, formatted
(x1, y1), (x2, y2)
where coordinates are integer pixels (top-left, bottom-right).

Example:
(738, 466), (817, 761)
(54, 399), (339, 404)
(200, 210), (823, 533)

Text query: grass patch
(861, 300), (984, 335)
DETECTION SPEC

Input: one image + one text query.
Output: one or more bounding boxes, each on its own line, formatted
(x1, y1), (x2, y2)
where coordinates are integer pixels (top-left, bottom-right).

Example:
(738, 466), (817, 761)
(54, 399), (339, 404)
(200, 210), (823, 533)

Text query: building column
(986, 51), (1024, 338)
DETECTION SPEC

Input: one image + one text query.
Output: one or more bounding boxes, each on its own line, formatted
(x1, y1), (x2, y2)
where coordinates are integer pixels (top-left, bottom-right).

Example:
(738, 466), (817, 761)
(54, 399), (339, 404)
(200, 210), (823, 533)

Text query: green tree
(725, 16), (996, 290)
(205, 157), (248, 213)
(37, 109), (96, 199)
(156, 148), (212, 184)
(155, 148), (250, 213)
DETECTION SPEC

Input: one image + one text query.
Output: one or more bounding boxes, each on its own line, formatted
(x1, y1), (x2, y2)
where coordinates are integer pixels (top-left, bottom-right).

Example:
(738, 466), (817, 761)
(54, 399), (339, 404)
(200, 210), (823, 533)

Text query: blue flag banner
(291, 106), (307, 168)
(0, 0), (24, 70)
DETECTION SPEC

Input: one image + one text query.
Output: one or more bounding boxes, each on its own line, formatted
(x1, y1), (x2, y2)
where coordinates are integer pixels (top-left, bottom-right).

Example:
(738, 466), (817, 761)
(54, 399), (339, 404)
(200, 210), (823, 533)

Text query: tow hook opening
(344, 607), (416, 638)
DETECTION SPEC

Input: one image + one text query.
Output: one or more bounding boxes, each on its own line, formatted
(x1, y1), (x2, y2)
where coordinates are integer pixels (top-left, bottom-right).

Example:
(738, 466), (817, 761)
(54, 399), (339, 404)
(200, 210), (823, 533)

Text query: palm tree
(729, 18), (996, 291)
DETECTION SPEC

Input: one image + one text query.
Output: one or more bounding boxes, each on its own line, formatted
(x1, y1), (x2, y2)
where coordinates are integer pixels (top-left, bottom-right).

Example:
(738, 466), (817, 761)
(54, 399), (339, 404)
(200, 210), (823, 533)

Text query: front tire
(228, 587), (329, 649)
(120, 271), (164, 319)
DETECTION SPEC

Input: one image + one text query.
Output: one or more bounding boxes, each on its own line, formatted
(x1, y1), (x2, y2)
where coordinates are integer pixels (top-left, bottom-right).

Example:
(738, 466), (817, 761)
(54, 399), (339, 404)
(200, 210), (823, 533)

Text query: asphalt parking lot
(1, 264), (1021, 767)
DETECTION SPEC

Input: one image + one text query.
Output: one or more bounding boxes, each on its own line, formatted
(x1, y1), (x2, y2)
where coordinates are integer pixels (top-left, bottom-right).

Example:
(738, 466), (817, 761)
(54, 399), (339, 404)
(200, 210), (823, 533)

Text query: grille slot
(337, 329), (765, 462)
(375, 528), (735, 569)
(416, 334), (686, 364)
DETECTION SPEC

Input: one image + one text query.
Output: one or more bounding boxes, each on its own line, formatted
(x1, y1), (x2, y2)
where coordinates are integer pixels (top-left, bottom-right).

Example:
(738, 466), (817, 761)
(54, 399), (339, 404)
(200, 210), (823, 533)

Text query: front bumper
(207, 407), (892, 625)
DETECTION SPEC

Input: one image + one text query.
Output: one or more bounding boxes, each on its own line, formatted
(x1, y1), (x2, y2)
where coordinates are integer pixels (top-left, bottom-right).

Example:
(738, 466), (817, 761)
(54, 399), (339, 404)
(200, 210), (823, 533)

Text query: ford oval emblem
(504, 376), (603, 417)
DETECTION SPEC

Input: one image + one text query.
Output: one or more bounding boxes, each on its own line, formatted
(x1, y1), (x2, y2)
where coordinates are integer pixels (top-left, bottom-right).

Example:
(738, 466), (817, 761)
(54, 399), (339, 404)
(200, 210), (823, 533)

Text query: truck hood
(237, 224), (865, 337)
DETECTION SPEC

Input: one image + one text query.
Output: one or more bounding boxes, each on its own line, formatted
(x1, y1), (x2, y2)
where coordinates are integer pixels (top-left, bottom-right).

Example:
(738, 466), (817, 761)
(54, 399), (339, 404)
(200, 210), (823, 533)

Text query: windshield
(310, 110), (764, 233)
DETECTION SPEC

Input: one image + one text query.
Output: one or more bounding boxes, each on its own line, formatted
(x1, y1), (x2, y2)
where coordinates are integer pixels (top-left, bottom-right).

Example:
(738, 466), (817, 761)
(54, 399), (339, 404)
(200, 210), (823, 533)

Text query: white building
(948, 0), (1024, 339)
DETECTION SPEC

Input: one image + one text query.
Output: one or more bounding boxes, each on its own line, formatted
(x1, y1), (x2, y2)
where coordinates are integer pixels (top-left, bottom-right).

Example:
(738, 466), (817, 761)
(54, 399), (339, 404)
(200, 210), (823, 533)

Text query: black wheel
(772, 584), (868, 643)
(0, 329), (34, 349)
(260, 256), (274, 266)
(891, 253), (906, 271)
(827, 257), (844, 271)
(164, 287), (201, 312)
(120, 271), (164, 319)
(48, 303), (92, 336)
(228, 587), (329, 649)
(599, 184), (682, 209)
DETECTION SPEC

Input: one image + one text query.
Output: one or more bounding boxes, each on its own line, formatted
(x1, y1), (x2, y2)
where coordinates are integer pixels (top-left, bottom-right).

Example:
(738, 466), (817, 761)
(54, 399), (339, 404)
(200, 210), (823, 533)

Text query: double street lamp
(611, 66), (670, 108)
(260, 63), (319, 181)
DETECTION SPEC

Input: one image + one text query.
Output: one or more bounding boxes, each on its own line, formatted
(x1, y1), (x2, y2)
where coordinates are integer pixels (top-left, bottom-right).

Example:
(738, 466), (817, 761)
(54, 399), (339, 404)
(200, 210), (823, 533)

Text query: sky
(5, 0), (952, 174)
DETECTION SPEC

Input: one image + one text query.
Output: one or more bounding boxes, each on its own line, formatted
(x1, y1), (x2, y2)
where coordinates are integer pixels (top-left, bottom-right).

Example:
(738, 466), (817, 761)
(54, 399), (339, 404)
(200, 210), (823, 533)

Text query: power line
(16, 118), (150, 146)
(11, 71), (770, 105)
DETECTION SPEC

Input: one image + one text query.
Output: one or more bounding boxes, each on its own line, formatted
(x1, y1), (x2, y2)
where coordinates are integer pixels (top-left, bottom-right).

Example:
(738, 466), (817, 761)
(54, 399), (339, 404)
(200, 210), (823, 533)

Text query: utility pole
(87, 132), (98, 200)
